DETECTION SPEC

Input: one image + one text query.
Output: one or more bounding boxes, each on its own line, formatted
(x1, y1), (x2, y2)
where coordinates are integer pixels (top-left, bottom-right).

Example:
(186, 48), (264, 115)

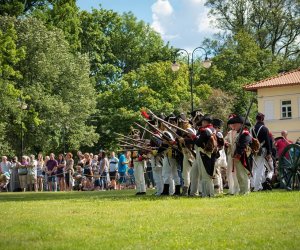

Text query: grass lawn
(0, 190), (299, 250)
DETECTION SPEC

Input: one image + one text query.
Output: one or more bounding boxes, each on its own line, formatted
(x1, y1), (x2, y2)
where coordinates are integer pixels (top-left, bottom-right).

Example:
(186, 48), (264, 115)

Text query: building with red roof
(244, 68), (300, 141)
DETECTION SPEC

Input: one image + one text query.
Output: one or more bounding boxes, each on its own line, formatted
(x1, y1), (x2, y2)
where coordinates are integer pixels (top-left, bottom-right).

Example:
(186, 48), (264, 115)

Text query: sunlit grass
(0, 190), (299, 250)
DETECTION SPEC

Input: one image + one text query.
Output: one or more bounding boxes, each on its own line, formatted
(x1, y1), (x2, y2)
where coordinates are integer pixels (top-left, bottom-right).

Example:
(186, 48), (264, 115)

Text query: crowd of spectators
(0, 150), (155, 192)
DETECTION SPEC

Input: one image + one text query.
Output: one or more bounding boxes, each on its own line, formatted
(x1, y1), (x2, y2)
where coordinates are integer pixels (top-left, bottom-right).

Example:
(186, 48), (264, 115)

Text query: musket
(134, 122), (163, 141)
(147, 109), (190, 135)
(134, 122), (179, 151)
(117, 139), (157, 151)
(235, 98), (254, 143)
(114, 132), (145, 143)
(144, 119), (196, 158)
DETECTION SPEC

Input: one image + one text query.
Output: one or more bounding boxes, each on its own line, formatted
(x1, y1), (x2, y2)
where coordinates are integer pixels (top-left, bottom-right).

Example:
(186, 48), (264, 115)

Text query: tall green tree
(0, 0), (49, 16)
(79, 8), (122, 88)
(206, 0), (300, 59)
(0, 16), (99, 155)
(0, 17), (25, 156)
(50, 0), (81, 51)
(79, 9), (174, 91)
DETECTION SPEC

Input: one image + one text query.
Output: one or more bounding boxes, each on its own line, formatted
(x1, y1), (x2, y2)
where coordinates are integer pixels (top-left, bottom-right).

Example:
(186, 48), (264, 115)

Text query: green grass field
(0, 190), (299, 250)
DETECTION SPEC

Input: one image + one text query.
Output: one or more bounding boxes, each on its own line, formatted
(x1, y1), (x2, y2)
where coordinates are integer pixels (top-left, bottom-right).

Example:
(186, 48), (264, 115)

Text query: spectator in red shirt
(275, 130), (293, 158)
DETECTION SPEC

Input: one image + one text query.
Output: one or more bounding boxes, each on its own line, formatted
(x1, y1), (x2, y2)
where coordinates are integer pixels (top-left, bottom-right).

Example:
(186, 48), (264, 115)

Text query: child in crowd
(127, 166), (135, 189)
(73, 166), (83, 191)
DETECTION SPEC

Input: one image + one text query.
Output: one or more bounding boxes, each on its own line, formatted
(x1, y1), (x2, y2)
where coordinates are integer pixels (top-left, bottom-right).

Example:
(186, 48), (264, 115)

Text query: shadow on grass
(0, 190), (223, 202)
(0, 189), (287, 203)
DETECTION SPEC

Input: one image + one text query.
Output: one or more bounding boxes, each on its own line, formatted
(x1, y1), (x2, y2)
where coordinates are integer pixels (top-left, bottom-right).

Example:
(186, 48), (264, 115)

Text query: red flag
(141, 110), (150, 119)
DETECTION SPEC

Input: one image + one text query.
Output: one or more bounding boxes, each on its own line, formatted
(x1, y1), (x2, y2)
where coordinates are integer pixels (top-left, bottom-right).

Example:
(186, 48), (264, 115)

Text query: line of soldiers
(117, 109), (273, 197)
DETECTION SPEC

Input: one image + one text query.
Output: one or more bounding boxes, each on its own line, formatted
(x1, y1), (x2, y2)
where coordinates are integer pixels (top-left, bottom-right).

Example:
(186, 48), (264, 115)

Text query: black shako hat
(227, 115), (251, 126)
(201, 114), (212, 123)
(256, 112), (265, 121)
(190, 109), (204, 118)
(165, 113), (177, 122)
(212, 118), (223, 128)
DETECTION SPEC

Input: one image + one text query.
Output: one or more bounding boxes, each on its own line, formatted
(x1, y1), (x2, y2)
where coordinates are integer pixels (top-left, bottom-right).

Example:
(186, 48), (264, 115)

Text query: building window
(281, 100), (292, 119)
(264, 100), (274, 120)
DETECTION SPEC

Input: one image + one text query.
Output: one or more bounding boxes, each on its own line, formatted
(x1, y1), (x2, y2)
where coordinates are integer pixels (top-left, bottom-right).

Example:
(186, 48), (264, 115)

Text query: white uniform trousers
(198, 153), (214, 197)
(251, 148), (266, 191)
(264, 157), (274, 181)
(213, 149), (227, 194)
(151, 156), (163, 195)
(133, 160), (146, 193)
(162, 156), (180, 194)
(227, 155), (240, 195)
(182, 150), (194, 188)
(190, 146), (202, 196)
(234, 158), (250, 194)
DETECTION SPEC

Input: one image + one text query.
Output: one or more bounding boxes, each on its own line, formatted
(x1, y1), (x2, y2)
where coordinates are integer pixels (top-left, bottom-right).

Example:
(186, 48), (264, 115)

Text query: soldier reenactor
(177, 113), (196, 196)
(212, 118), (226, 194)
(250, 112), (272, 192)
(228, 115), (252, 195)
(193, 114), (218, 197)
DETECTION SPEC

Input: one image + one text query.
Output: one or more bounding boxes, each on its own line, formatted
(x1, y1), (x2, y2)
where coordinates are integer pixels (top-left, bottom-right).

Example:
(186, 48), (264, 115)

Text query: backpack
(250, 137), (260, 155)
(204, 128), (218, 153)
(250, 125), (263, 156)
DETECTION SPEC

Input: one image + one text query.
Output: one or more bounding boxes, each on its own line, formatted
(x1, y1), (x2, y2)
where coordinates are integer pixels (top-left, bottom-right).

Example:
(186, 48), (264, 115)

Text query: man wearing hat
(251, 112), (272, 192)
(224, 114), (240, 195)
(177, 113), (197, 196)
(228, 115), (252, 194)
(193, 114), (218, 197)
(212, 118), (226, 194)
(160, 114), (181, 195)
(189, 110), (204, 196)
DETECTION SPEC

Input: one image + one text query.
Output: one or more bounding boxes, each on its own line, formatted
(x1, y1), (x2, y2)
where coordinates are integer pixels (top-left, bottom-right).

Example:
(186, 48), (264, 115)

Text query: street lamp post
(171, 47), (211, 112)
(20, 99), (28, 158)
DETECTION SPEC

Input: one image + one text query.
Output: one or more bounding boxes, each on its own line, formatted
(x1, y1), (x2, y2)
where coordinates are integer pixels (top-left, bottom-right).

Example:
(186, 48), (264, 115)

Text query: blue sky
(77, 0), (218, 52)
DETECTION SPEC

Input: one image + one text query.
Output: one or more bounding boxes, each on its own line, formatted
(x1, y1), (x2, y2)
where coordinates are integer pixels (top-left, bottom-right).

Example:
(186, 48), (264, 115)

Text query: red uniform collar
(199, 124), (213, 131)
(242, 128), (250, 135)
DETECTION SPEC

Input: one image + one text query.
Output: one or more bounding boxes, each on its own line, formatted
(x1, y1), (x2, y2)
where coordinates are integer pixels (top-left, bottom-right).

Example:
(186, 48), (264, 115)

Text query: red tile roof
(244, 68), (300, 91)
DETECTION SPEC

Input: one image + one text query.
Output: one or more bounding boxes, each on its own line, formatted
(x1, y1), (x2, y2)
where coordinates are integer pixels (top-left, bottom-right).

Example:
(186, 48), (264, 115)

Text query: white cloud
(151, 0), (175, 37)
(196, 9), (217, 33)
(150, 0), (218, 49)
(188, 0), (206, 4)
(151, 0), (173, 17)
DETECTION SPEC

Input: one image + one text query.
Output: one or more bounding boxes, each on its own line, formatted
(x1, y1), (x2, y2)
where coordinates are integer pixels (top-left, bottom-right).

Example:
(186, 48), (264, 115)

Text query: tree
(0, 16), (99, 155)
(0, 16), (25, 156)
(50, 0), (81, 51)
(0, 0), (50, 16)
(111, 12), (173, 74)
(202, 31), (279, 114)
(79, 9), (174, 91)
(200, 88), (234, 123)
(205, 0), (300, 58)
(79, 8), (122, 89)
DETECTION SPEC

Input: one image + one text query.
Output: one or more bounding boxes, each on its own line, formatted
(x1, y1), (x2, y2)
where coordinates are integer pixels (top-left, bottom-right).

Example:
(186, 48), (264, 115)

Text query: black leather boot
(160, 184), (170, 195)
(181, 186), (188, 196)
(173, 185), (181, 196)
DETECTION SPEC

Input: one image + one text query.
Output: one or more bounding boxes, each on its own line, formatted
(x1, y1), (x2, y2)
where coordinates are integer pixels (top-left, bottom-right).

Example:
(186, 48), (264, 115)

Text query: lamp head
(171, 61), (180, 72)
(202, 57), (212, 68)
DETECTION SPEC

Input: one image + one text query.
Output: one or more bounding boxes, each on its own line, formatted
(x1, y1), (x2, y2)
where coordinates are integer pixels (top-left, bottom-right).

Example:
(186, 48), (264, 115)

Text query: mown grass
(0, 190), (299, 250)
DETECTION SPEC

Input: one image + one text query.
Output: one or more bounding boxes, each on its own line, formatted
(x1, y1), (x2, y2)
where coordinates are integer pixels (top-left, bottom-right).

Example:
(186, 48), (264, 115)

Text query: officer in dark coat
(251, 112), (272, 191)
(193, 115), (217, 197)
(228, 115), (252, 195)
